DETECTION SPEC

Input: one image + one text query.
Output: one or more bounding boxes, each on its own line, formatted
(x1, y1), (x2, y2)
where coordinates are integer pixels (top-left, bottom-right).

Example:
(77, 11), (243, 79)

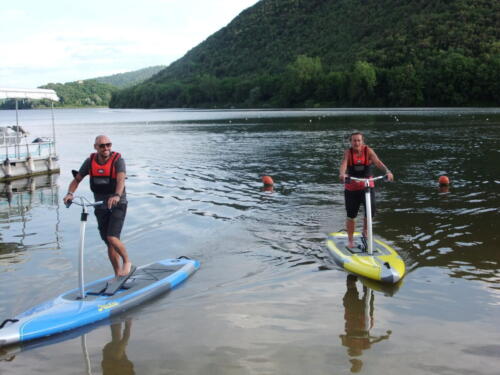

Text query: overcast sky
(0, 0), (260, 89)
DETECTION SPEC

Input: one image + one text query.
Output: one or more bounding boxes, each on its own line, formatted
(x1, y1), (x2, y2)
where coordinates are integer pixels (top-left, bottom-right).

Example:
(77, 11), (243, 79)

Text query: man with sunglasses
(64, 135), (133, 278)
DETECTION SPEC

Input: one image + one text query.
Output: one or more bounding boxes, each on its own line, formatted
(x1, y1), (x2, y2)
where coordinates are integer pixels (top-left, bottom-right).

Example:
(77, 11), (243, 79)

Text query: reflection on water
(0, 316), (137, 373)
(0, 347), (15, 363)
(100, 319), (135, 375)
(0, 174), (61, 265)
(0, 174), (59, 207)
(340, 275), (392, 373)
(438, 184), (450, 194)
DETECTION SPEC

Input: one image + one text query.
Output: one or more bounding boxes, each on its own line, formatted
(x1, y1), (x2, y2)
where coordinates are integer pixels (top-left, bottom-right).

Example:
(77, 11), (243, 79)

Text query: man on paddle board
(339, 132), (393, 248)
(63, 135), (133, 278)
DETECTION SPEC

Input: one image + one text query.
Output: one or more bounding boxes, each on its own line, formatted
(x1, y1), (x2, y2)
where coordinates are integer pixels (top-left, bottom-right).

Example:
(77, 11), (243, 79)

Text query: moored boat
(0, 88), (60, 181)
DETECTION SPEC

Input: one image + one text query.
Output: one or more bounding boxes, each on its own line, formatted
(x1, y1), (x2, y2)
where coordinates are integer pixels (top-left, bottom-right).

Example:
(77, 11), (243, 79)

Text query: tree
(349, 61), (377, 105)
(385, 64), (424, 106)
(282, 55), (324, 105)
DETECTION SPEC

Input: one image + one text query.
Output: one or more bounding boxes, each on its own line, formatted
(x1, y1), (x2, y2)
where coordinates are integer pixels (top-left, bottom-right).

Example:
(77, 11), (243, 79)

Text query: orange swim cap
(262, 176), (274, 185)
(438, 176), (450, 185)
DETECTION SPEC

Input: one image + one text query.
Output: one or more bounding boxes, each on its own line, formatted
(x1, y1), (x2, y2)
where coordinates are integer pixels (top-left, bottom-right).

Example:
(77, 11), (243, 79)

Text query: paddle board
(326, 232), (405, 283)
(0, 257), (199, 347)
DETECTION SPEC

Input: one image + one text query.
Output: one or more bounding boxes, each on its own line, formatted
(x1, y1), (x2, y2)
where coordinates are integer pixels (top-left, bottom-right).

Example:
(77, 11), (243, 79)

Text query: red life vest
(345, 146), (373, 191)
(89, 152), (121, 195)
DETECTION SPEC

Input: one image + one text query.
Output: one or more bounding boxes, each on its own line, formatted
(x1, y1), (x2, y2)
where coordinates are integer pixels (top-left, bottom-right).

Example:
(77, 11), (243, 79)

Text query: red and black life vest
(89, 152), (121, 195)
(345, 146), (373, 191)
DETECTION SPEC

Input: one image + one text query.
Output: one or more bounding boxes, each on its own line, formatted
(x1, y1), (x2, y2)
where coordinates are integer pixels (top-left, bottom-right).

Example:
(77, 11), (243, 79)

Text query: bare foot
(118, 262), (132, 277)
(348, 241), (355, 248)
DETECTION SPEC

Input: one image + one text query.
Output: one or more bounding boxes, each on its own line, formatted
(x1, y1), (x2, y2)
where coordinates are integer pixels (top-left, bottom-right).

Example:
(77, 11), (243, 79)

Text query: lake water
(0, 108), (499, 374)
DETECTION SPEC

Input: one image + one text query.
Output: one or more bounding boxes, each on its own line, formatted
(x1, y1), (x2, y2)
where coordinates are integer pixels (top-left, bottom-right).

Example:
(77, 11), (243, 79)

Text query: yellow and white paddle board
(326, 232), (405, 283)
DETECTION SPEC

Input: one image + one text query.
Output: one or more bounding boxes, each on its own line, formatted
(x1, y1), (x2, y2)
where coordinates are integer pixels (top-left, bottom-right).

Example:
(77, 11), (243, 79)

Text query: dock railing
(1, 132), (56, 161)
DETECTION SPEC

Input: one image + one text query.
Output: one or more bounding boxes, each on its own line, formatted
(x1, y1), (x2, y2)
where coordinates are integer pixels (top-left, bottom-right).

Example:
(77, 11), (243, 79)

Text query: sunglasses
(98, 143), (112, 149)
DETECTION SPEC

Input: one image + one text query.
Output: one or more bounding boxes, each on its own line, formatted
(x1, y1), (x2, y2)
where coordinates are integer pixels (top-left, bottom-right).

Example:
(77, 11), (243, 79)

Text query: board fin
(102, 265), (137, 296)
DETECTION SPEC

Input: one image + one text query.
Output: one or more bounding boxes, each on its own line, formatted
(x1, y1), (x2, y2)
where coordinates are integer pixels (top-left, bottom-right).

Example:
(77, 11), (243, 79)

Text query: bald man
(64, 135), (132, 278)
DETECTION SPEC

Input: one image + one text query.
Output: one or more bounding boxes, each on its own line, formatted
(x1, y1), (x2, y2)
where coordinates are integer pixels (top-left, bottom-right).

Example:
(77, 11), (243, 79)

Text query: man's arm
(369, 148), (394, 181)
(107, 171), (125, 208)
(115, 171), (125, 197)
(63, 158), (90, 204)
(63, 174), (84, 204)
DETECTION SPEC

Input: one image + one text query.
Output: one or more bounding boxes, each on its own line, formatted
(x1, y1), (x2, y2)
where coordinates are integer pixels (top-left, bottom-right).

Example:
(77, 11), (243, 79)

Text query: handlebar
(345, 174), (389, 185)
(65, 196), (104, 209)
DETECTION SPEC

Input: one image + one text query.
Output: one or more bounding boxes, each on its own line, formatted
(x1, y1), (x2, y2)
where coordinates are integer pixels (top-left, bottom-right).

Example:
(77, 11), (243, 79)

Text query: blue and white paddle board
(0, 257), (199, 347)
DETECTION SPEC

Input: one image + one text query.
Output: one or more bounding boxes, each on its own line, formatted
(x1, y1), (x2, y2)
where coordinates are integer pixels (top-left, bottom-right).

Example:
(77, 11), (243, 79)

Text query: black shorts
(344, 189), (376, 219)
(94, 204), (127, 243)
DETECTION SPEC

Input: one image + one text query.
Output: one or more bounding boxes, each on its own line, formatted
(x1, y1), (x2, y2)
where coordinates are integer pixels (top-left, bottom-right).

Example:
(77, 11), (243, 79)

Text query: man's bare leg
(107, 244), (121, 277)
(107, 236), (132, 277)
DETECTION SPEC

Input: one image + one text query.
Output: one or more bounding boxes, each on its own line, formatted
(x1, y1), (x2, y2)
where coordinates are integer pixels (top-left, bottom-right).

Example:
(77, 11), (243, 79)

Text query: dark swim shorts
(94, 203), (127, 243)
(344, 189), (376, 219)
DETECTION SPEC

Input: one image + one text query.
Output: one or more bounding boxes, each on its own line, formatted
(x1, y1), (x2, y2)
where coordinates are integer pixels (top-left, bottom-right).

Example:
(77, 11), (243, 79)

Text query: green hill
(1, 66), (165, 109)
(110, 0), (500, 108)
(32, 66), (165, 107)
(1, 79), (116, 109)
(94, 65), (166, 88)
(40, 80), (116, 107)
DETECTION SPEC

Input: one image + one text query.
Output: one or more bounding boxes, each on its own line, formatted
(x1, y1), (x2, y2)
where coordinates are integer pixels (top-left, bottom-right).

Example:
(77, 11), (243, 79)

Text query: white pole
(50, 102), (57, 156)
(15, 99), (19, 127)
(363, 286), (371, 329)
(15, 99), (20, 158)
(3, 132), (7, 160)
(78, 206), (88, 299)
(365, 180), (374, 254)
(81, 334), (93, 375)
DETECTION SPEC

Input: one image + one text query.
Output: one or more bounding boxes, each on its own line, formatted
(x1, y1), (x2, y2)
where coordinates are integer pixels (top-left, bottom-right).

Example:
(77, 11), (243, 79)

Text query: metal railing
(1, 133), (55, 160)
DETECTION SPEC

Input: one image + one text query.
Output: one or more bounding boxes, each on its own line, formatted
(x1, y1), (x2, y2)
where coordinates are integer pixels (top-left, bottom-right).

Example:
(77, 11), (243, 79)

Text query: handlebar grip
(65, 200), (73, 208)
(345, 177), (351, 184)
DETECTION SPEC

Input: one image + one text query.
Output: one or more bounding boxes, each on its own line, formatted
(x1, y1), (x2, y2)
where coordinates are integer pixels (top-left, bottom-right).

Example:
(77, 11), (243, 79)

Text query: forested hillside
(95, 65), (165, 88)
(0, 80), (116, 109)
(111, 0), (500, 108)
(0, 66), (166, 108)
(41, 80), (116, 107)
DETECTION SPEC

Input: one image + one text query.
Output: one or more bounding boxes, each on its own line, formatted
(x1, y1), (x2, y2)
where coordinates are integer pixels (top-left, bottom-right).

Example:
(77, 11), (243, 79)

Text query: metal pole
(81, 334), (93, 375)
(15, 99), (20, 158)
(3, 132), (7, 160)
(25, 135), (30, 158)
(78, 204), (89, 299)
(51, 102), (57, 156)
(363, 286), (371, 329)
(15, 99), (19, 127)
(365, 180), (373, 255)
